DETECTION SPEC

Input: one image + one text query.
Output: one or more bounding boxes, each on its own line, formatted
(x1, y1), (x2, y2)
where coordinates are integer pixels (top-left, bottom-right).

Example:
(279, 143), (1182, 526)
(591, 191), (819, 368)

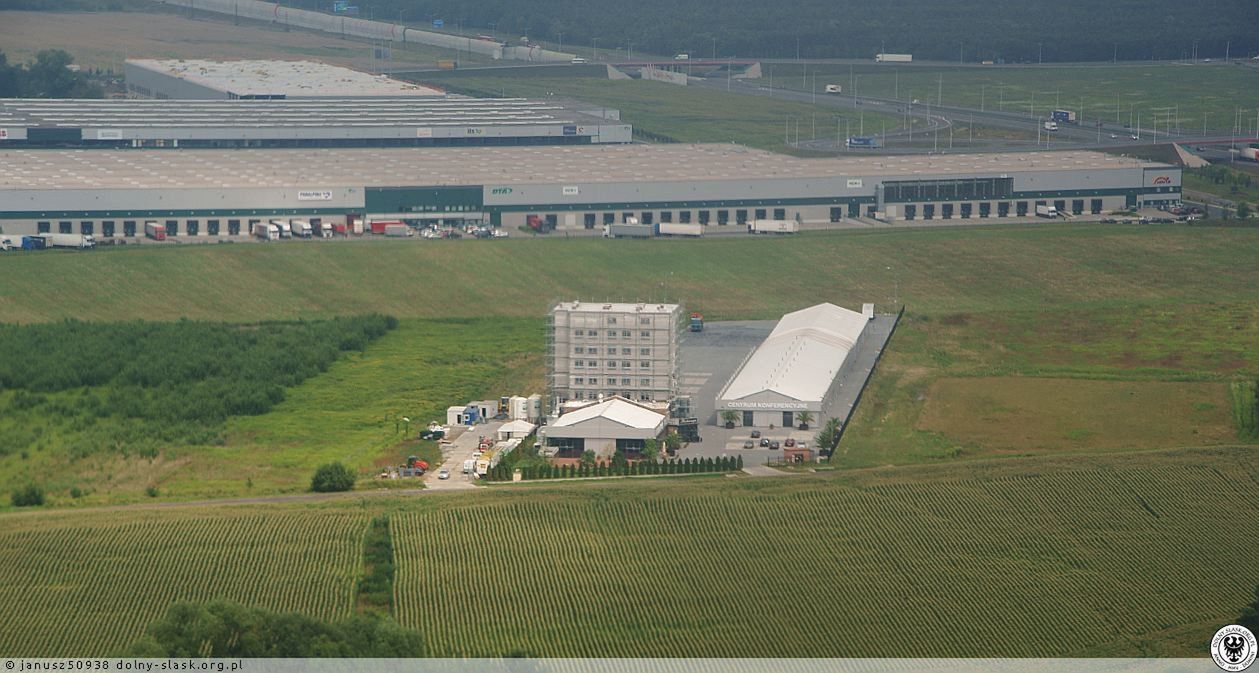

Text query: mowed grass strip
(389, 447), (1259, 657)
(915, 377), (1236, 452)
(0, 505), (368, 657)
(3, 225), (1259, 324)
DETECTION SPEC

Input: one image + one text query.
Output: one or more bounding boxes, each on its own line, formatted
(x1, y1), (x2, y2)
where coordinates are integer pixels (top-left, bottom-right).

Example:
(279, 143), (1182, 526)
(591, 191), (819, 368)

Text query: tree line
(485, 454), (743, 481)
(0, 49), (103, 98)
(281, 0), (1259, 63)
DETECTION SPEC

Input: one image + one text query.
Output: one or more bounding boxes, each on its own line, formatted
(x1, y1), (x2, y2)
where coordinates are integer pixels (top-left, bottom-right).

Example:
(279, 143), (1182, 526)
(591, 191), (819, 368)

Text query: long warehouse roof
(719, 303), (869, 405)
(0, 98), (603, 129)
(0, 146), (1165, 191)
(127, 59), (444, 97)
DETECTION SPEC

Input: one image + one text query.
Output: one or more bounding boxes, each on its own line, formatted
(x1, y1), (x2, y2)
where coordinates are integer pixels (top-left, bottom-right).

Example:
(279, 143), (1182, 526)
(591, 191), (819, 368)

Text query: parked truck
(384, 223), (412, 237)
(749, 219), (799, 234)
(1240, 144), (1259, 162)
(1051, 109), (1078, 124)
(689, 313), (704, 332)
(0, 235), (16, 252)
(144, 221), (166, 241)
(318, 222), (334, 238)
(21, 236), (47, 251)
(657, 221), (703, 237)
(875, 53), (912, 63)
(253, 222), (279, 240)
(269, 219), (292, 238)
(1043, 120), (1058, 132)
(846, 135), (881, 149)
(1035, 204), (1059, 218)
(603, 217), (654, 239)
(290, 219), (313, 238)
(43, 233), (96, 249)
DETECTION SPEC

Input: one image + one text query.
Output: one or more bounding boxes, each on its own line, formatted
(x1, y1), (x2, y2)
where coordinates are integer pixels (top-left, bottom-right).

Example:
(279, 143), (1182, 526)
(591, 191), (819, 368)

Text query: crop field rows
(0, 508), (367, 657)
(391, 448), (1259, 657)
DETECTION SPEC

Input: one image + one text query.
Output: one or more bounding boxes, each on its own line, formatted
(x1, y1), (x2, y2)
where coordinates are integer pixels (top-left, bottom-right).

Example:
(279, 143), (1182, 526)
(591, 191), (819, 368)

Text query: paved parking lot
(676, 314), (899, 466)
(424, 421), (502, 490)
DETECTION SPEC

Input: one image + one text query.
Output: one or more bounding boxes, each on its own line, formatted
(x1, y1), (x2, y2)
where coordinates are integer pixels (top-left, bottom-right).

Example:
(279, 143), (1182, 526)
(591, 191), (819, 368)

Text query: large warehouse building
(123, 59), (446, 100)
(0, 145), (1180, 237)
(0, 97), (631, 148)
(717, 303), (871, 428)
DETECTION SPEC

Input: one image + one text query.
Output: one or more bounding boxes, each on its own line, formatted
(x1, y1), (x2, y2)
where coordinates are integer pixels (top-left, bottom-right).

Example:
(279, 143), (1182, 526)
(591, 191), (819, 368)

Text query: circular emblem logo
(1212, 625), (1257, 672)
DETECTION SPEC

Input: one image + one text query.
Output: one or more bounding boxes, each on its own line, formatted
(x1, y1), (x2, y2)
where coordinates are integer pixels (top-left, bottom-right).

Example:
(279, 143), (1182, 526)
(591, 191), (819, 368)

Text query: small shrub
(311, 462), (356, 493)
(69, 486), (83, 499)
(11, 484), (45, 507)
(145, 486), (159, 498)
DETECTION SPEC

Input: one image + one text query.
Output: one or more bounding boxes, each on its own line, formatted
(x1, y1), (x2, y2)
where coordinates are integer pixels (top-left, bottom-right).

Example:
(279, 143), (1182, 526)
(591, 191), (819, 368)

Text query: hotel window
(574, 347), (584, 354)
(641, 330), (650, 337)
(622, 330), (631, 337)
(640, 378), (651, 386)
(574, 360), (584, 368)
(640, 348), (650, 356)
(640, 361), (650, 368)
(621, 361), (631, 369)
(621, 347), (631, 355)
(621, 378), (631, 386)
(574, 377), (584, 385)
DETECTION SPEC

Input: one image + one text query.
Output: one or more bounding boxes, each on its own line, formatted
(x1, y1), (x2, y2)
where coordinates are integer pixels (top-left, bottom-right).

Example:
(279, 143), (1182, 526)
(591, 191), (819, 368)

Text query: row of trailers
(600, 218), (800, 239)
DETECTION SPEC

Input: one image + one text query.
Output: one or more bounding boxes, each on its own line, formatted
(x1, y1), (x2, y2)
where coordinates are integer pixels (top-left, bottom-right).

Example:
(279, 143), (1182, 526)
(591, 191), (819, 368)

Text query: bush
(310, 462), (356, 493)
(125, 601), (424, 657)
(11, 484), (45, 507)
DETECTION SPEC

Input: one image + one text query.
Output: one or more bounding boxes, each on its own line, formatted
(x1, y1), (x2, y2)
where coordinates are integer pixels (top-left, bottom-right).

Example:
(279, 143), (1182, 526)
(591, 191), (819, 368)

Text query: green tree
(124, 601), (424, 657)
(23, 49), (102, 98)
(736, 455), (744, 470)
(663, 433), (681, 454)
(642, 437), (661, 458)
(10, 483), (44, 507)
(310, 462), (356, 492)
(720, 410), (739, 428)
(796, 410), (814, 430)
(1237, 202), (1252, 220)
(579, 450), (597, 468)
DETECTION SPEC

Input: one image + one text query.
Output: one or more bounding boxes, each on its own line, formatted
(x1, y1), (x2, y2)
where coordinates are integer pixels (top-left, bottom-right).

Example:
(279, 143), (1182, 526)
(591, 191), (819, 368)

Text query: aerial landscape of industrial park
(1, 0), (1258, 668)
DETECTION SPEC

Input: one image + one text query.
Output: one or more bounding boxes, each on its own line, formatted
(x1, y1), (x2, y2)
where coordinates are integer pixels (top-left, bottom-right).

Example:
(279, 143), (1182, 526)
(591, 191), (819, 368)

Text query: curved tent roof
(719, 303), (868, 404)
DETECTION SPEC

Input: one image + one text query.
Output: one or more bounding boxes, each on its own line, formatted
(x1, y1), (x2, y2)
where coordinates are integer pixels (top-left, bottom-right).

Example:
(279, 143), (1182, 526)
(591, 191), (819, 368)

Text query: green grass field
(765, 63), (1259, 133)
(417, 74), (899, 152)
(3, 226), (1256, 502)
(1, 447), (1256, 657)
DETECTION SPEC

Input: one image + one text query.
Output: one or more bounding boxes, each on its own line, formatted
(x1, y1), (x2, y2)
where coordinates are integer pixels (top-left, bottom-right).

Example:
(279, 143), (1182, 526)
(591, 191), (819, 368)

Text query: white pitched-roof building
(541, 396), (667, 458)
(716, 303), (870, 428)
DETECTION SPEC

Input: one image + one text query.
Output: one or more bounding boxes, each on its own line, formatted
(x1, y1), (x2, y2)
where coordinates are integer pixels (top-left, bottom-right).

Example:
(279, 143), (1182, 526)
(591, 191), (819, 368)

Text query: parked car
(759, 438), (771, 448)
(784, 438), (796, 447)
(743, 440), (755, 449)
(750, 430), (762, 438)
(769, 440), (780, 450)
(437, 468), (450, 480)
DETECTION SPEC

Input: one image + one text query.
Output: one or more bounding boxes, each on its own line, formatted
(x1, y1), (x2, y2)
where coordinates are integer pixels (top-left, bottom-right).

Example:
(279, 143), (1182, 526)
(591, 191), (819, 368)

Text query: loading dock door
(998, 202), (1010, 217)
(960, 203), (973, 219)
(742, 411), (753, 427)
(847, 203), (860, 218)
(979, 202), (991, 218)
(923, 204), (936, 220)
(904, 204), (917, 220)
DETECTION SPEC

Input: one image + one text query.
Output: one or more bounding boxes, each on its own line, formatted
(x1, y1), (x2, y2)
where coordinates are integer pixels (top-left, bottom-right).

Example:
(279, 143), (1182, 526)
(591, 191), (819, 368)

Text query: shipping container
(43, 233), (96, 249)
(384, 223), (411, 237)
(875, 53), (912, 62)
(657, 222), (703, 237)
(269, 219), (293, 238)
(603, 217), (653, 239)
(290, 219), (313, 238)
(749, 219), (799, 234)
(370, 220), (405, 235)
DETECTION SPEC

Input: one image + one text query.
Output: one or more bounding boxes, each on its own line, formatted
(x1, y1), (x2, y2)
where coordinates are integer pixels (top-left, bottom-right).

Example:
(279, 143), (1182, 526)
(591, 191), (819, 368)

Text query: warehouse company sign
(722, 401), (803, 410)
(297, 190), (333, 201)
(846, 179), (863, 188)
(562, 185), (580, 196)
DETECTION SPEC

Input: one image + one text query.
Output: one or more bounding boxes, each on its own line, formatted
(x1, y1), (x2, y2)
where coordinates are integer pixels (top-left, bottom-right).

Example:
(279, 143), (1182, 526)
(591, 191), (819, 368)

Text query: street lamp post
(593, 37), (600, 61)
